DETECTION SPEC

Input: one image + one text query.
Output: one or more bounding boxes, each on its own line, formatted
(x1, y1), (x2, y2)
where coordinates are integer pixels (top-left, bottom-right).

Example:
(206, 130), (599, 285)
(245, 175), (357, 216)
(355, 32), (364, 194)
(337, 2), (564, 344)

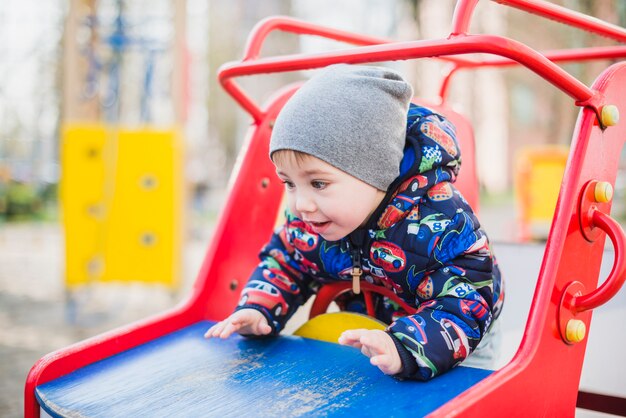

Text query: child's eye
(282, 180), (295, 190)
(311, 180), (327, 190)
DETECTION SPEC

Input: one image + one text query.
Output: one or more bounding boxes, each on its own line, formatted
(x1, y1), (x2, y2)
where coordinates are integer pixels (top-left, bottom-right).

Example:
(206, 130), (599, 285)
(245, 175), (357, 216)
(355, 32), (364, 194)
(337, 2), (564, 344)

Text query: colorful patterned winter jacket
(235, 103), (504, 381)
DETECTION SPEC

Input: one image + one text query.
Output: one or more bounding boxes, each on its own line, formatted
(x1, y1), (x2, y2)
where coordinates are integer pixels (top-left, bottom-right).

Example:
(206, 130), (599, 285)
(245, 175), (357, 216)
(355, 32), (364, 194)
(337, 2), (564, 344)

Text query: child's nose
(294, 192), (316, 213)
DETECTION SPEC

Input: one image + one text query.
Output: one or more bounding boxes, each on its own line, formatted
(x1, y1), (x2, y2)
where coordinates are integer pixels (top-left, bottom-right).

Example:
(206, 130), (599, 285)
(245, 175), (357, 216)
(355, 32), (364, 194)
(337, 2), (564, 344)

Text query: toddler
(206, 64), (503, 380)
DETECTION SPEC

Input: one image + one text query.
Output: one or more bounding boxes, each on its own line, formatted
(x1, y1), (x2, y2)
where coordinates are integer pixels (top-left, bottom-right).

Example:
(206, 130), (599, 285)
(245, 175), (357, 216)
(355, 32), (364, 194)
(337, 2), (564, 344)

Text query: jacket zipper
(350, 246), (362, 294)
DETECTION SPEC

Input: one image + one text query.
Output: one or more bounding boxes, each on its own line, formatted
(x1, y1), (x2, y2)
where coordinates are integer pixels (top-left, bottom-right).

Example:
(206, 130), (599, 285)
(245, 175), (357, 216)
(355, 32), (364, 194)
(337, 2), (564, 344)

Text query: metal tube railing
(494, 0), (626, 42)
(219, 0), (626, 124)
(219, 34), (597, 123)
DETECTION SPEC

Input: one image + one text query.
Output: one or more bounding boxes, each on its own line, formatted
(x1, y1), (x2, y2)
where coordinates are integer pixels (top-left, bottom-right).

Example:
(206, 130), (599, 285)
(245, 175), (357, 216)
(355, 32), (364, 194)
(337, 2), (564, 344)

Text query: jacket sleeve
(385, 202), (501, 380)
(235, 218), (318, 335)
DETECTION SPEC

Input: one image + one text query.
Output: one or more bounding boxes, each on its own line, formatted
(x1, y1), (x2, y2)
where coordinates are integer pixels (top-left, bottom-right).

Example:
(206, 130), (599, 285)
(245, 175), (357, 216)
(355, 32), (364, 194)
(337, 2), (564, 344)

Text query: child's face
(274, 152), (385, 242)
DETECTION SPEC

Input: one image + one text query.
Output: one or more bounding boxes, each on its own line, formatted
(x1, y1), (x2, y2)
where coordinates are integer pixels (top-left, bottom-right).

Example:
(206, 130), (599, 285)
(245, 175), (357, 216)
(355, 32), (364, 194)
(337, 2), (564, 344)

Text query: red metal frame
(219, 33), (601, 124)
(309, 282), (418, 319)
(25, 1), (626, 417)
(496, 0), (626, 42)
(437, 44), (626, 102)
(219, 0), (626, 124)
(573, 209), (626, 312)
(434, 59), (626, 417)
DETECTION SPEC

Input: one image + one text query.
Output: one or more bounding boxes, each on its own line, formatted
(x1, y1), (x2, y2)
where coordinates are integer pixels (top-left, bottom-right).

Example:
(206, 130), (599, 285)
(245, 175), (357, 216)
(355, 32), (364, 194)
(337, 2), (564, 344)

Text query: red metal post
(450, 0), (480, 36)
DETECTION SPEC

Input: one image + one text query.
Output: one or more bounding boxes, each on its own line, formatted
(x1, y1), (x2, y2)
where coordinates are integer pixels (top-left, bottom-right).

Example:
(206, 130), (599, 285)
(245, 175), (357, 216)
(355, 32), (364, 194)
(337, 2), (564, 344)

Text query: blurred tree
(63, 0), (100, 122)
(207, 0), (296, 171)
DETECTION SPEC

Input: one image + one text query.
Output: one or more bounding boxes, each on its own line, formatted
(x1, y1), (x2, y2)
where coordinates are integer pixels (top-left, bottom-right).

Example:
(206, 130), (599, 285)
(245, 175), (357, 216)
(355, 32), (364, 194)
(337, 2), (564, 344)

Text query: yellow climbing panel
(61, 123), (183, 289)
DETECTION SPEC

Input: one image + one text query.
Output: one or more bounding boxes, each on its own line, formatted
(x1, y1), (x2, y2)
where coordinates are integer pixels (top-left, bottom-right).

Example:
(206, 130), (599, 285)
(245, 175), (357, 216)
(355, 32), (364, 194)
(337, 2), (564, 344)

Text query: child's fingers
(370, 353), (389, 367)
(204, 310), (269, 339)
(204, 324), (216, 338)
(338, 329), (367, 348)
(204, 317), (244, 339)
(234, 311), (268, 335)
(370, 354), (398, 375)
(359, 332), (387, 356)
(204, 321), (226, 338)
(256, 321), (272, 335)
(371, 353), (402, 375)
(218, 320), (242, 338)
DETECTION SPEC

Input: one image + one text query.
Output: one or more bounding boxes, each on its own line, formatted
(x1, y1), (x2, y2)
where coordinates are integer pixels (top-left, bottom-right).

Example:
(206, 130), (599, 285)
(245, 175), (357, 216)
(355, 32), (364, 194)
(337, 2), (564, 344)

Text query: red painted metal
(242, 16), (474, 66)
(363, 291), (376, 317)
(222, 8), (626, 118)
(25, 1), (626, 416)
(450, 0), (480, 36)
(194, 85), (296, 321)
(438, 46), (626, 101)
(558, 280), (587, 345)
(495, 0), (626, 43)
(219, 33), (599, 124)
(457, 46), (626, 69)
(573, 209), (626, 312)
(309, 282), (417, 319)
(242, 16), (393, 61)
(432, 60), (626, 417)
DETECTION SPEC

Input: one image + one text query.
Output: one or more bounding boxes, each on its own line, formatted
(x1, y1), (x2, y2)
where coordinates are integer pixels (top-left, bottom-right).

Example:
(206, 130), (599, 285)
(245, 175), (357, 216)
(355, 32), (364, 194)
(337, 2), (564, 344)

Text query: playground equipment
(515, 145), (569, 240)
(26, 0), (626, 416)
(61, 124), (183, 289)
(60, 2), (186, 291)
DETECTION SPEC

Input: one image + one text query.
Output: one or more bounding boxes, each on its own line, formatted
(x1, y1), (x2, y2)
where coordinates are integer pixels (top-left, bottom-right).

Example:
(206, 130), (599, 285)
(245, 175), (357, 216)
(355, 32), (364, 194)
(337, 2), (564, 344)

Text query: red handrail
(242, 16), (391, 61)
(573, 209), (626, 312)
(495, 0), (626, 43)
(219, 34), (598, 124)
(438, 45), (626, 100)
(242, 15), (475, 65)
(220, 0), (626, 124)
(436, 46), (626, 70)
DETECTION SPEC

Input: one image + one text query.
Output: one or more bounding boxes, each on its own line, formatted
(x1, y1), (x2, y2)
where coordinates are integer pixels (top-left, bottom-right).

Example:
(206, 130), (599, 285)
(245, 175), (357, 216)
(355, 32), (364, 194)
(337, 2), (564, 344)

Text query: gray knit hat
(270, 64), (413, 191)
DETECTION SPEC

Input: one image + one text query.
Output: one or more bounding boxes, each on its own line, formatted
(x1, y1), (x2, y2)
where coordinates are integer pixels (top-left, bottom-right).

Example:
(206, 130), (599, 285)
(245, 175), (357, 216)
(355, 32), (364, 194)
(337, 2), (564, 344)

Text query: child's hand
(338, 329), (403, 375)
(204, 309), (272, 339)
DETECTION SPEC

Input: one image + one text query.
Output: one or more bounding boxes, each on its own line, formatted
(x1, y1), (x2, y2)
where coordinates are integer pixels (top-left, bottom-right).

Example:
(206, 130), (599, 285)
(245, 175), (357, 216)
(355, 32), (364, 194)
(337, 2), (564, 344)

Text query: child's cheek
(286, 197), (299, 217)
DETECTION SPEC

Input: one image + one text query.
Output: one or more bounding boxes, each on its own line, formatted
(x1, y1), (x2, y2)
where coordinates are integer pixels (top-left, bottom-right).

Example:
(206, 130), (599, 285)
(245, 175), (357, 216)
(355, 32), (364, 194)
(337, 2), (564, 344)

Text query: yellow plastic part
(61, 124), (108, 286)
(293, 312), (387, 343)
(61, 124), (183, 289)
(601, 105), (619, 127)
(515, 145), (569, 240)
(103, 128), (184, 288)
(594, 181), (614, 203)
(565, 319), (586, 343)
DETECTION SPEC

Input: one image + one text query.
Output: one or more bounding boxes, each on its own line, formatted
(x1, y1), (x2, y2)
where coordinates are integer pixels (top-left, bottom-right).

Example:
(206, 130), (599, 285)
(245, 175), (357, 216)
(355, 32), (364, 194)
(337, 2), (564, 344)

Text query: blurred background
(2, 1), (626, 416)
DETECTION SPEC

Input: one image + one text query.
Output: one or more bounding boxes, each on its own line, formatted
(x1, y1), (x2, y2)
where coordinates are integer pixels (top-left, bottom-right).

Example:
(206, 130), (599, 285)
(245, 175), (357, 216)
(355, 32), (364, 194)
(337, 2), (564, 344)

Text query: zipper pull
(351, 248), (362, 294)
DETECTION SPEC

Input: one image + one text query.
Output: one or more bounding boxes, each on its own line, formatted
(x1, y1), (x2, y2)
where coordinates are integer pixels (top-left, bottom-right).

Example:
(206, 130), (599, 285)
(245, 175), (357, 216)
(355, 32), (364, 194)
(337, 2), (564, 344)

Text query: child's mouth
(308, 221), (330, 234)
